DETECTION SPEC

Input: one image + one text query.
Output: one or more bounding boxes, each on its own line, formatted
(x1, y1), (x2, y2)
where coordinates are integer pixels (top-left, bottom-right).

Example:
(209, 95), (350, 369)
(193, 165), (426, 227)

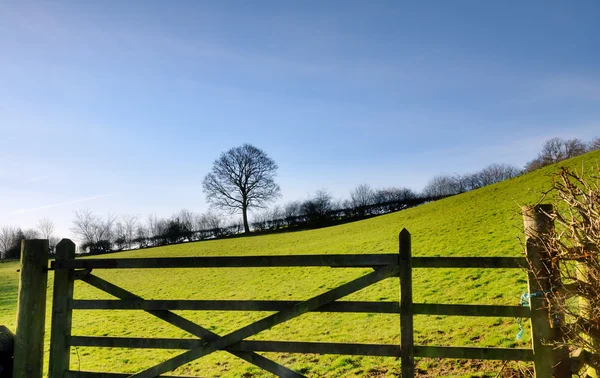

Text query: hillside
(1, 149), (599, 377)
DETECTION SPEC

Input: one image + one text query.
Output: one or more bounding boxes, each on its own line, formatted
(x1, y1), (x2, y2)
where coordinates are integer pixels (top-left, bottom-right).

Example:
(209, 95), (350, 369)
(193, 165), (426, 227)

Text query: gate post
(49, 239), (76, 378)
(399, 229), (414, 377)
(13, 239), (49, 378)
(523, 205), (569, 378)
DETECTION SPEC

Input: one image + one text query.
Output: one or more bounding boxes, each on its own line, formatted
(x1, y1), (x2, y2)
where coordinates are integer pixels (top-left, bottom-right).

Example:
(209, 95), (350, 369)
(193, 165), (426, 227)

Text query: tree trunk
(242, 204), (250, 234)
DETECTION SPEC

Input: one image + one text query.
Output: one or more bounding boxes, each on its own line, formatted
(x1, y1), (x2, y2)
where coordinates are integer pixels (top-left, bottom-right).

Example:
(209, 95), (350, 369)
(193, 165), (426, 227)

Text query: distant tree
(71, 209), (116, 254)
(268, 205), (284, 229)
(134, 225), (149, 248)
(422, 174), (461, 197)
(373, 187), (417, 203)
(121, 214), (140, 249)
(251, 210), (271, 232)
(113, 222), (127, 251)
(589, 137), (600, 151)
(146, 214), (162, 246)
(301, 190), (333, 226)
(203, 144), (281, 234)
(350, 184), (375, 217)
(198, 211), (226, 238)
(22, 229), (39, 240)
(283, 201), (302, 227)
(162, 218), (190, 244)
(524, 156), (546, 172)
(5, 229), (25, 259)
(36, 218), (55, 240)
(175, 209), (195, 241)
(0, 226), (17, 259)
(526, 137), (588, 172)
(477, 163), (521, 186)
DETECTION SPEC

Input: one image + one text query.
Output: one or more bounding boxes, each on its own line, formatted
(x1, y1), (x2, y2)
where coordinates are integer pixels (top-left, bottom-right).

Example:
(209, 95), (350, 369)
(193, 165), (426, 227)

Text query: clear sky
(1, 0), (599, 240)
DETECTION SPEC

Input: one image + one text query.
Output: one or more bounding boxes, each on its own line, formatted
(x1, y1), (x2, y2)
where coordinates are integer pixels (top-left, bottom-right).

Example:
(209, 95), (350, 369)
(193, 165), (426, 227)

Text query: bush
(529, 167), (599, 373)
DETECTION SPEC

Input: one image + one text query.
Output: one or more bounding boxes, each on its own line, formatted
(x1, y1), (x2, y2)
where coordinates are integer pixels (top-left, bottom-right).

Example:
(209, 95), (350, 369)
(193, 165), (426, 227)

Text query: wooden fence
(11, 205), (578, 377)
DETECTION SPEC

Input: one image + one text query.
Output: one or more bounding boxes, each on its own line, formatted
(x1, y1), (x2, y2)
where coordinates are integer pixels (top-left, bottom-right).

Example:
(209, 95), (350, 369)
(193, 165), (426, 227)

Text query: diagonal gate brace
(79, 274), (305, 377)
(129, 264), (400, 378)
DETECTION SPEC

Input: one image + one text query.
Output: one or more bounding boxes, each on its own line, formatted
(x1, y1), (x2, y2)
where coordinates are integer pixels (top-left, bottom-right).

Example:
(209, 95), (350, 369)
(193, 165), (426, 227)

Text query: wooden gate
(38, 228), (548, 378)
(11, 213), (570, 378)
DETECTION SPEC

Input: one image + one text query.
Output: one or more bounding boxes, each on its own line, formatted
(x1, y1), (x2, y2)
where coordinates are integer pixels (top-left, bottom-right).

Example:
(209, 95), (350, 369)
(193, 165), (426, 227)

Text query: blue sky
(1, 0), (599, 239)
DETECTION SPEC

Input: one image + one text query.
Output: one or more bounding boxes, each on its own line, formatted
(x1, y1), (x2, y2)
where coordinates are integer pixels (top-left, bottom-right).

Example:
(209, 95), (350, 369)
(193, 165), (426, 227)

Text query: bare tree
(121, 214), (140, 249)
(36, 218), (55, 240)
(283, 201), (302, 226)
(0, 225), (17, 259)
(22, 229), (39, 239)
(301, 190), (333, 226)
(478, 163), (521, 186)
(589, 137), (600, 151)
(251, 209), (271, 232)
(200, 211), (226, 237)
(270, 205), (284, 229)
(176, 209), (195, 240)
(526, 137), (588, 172)
(203, 144), (281, 233)
(422, 174), (462, 197)
(350, 184), (375, 216)
(71, 209), (116, 253)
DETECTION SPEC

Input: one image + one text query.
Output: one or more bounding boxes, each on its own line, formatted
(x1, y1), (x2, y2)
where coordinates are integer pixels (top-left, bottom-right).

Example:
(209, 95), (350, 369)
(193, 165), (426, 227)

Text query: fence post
(399, 228), (414, 377)
(13, 239), (49, 378)
(49, 239), (76, 378)
(577, 259), (599, 378)
(523, 205), (569, 378)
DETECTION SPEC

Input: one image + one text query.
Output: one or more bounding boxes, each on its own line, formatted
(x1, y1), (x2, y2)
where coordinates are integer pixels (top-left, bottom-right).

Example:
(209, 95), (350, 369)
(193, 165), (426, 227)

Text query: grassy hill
(1, 149), (599, 377)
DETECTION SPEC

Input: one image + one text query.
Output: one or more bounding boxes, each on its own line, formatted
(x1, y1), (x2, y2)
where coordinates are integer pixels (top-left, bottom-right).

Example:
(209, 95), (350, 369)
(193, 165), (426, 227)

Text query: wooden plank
(13, 239), (49, 378)
(577, 260), (599, 378)
(412, 256), (527, 269)
(399, 229), (414, 378)
(71, 300), (530, 318)
(413, 303), (531, 318)
(414, 346), (534, 361)
(71, 299), (400, 313)
(80, 274), (305, 378)
(49, 239), (76, 378)
(54, 255), (527, 270)
(523, 205), (555, 378)
(70, 336), (401, 356)
(53, 254), (399, 269)
(129, 264), (401, 378)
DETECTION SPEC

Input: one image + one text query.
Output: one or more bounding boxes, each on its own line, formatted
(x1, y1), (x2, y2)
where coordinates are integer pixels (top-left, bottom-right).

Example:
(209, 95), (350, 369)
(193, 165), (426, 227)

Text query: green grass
(1, 150), (599, 377)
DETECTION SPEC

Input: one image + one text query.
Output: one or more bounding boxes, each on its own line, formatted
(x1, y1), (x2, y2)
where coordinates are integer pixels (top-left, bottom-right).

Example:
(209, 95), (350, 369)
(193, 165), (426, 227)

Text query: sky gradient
(1, 0), (599, 239)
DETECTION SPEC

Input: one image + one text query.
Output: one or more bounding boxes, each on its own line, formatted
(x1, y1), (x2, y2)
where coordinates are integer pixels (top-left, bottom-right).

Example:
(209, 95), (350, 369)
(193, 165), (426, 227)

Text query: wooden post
(399, 228), (414, 377)
(13, 239), (49, 378)
(49, 239), (76, 378)
(523, 205), (569, 378)
(577, 259), (599, 378)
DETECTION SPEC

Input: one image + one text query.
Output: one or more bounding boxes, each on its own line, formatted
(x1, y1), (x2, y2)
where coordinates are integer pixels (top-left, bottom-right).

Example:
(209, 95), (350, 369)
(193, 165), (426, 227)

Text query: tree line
(421, 136), (600, 197)
(0, 218), (57, 259)
(1, 136), (598, 258)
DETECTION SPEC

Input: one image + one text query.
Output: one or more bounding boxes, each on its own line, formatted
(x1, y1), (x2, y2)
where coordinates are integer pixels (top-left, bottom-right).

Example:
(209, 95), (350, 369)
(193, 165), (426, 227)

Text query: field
(1, 150), (599, 377)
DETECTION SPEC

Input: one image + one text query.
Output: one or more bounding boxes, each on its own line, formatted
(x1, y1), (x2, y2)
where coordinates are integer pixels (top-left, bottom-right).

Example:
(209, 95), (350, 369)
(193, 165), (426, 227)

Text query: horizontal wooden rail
(412, 257), (527, 269)
(53, 254), (398, 269)
(413, 303), (531, 318)
(71, 300), (531, 318)
(71, 299), (399, 313)
(69, 336), (534, 361)
(70, 336), (401, 356)
(414, 345), (534, 361)
(53, 255), (527, 270)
